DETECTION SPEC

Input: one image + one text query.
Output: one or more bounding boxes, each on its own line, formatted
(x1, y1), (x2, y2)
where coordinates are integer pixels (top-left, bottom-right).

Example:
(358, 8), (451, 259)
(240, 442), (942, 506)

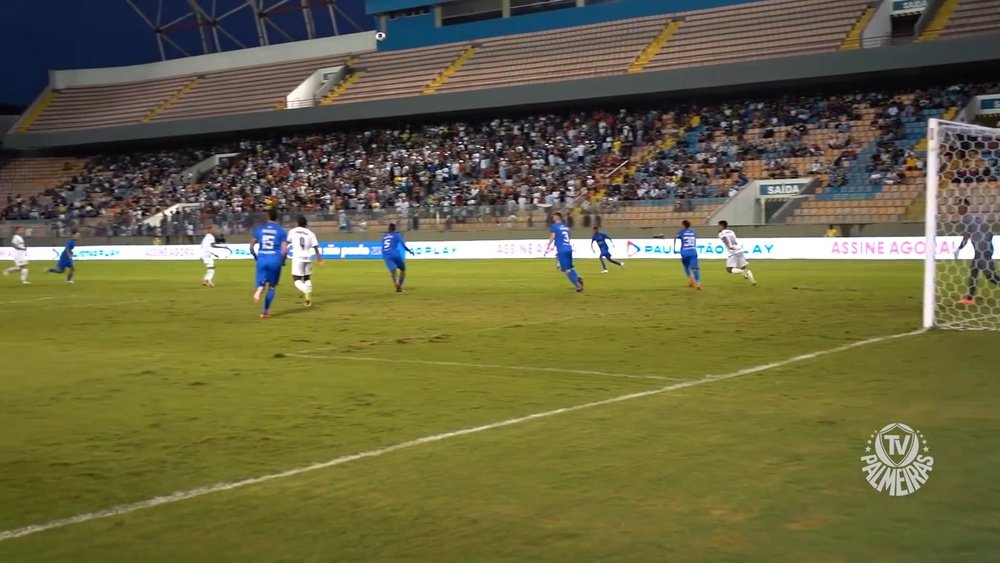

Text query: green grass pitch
(0, 259), (998, 562)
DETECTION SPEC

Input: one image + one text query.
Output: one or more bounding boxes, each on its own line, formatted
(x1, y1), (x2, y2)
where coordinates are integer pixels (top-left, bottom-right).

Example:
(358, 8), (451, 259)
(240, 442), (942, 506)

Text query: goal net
(924, 119), (1000, 330)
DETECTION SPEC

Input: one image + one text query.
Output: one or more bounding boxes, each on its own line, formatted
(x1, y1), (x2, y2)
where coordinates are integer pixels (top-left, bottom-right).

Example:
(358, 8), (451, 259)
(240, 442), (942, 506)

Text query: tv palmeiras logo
(860, 423), (934, 496)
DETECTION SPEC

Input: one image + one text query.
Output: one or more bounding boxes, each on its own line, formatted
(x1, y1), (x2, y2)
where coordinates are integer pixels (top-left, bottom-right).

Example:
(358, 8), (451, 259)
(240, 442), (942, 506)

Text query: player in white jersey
(287, 216), (323, 307)
(3, 226), (29, 284)
(718, 220), (756, 285)
(200, 225), (229, 287)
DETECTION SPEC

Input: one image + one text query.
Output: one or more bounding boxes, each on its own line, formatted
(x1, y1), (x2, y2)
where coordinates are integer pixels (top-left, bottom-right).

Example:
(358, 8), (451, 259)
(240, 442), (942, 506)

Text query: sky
(0, 0), (373, 109)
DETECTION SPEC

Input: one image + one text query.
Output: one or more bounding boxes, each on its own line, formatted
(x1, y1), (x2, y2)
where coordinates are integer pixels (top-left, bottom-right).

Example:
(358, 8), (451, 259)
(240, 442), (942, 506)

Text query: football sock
(599, 257), (607, 270)
(567, 269), (580, 287)
(304, 280), (313, 293)
(294, 279), (306, 294)
(693, 268), (701, 283)
(398, 271), (406, 289)
(67, 270), (74, 282)
(4, 267), (17, 274)
(264, 287), (275, 312)
(21, 268), (28, 283)
(731, 268), (744, 275)
(205, 268), (215, 283)
(609, 258), (623, 267)
(746, 269), (756, 283)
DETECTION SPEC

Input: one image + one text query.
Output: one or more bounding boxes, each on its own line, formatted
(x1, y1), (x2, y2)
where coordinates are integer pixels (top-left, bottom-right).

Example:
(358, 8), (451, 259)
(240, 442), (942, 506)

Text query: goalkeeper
(955, 198), (1000, 304)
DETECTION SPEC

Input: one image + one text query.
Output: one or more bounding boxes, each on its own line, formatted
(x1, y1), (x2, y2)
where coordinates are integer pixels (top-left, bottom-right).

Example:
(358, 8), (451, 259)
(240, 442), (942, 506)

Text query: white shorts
(726, 252), (748, 269)
(292, 261), (313, 277)
(13, 252), (28, 267)
(202, 256), (215, 268)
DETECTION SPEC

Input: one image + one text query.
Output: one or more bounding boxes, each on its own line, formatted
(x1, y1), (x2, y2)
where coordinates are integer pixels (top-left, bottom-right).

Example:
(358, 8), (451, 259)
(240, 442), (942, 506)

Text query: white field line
(0, 328), (926, 543)
(284, 353), (683, 382)
(0, 298), (149, 312)
(0, 296), (54, 306)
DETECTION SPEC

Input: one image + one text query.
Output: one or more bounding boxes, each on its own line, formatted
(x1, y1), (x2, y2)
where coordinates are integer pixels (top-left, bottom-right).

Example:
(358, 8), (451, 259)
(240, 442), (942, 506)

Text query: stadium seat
(643, 0), (869, 71)
(330, 44), (470, 104)
(28, 77), (192, 132)
(937, 0), (1000, 38)
(151, 56), (352, 122)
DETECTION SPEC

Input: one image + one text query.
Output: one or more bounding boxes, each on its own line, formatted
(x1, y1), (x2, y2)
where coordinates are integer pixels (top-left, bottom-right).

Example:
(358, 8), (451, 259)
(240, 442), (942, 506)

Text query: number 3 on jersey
(561, 232), (570, 245)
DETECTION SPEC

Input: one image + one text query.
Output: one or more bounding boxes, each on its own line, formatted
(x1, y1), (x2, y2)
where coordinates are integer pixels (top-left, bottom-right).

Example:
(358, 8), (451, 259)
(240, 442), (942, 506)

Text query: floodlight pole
(301, 0), (317, 40)
(186, 0), (215, 54)
(246, 0), (270, 46)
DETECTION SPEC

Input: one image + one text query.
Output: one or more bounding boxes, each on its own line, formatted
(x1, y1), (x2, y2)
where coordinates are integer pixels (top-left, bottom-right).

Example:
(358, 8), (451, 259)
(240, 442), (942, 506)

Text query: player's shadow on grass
(273, 297), (336, 317)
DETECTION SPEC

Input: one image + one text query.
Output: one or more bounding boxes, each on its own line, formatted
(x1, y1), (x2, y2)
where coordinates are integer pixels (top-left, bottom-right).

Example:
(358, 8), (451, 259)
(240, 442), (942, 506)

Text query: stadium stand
(17, 0), (901, 131)
(936, 0), (1000, 39)
(7, 83), (998, 233)
(25, 77), (193, 132)
(150, 55), (352, 122)
(640, 0), (871, 71)
(328, 44), (471, 104)
(432, 16), (671, 93)
(0, 157), (85, 200)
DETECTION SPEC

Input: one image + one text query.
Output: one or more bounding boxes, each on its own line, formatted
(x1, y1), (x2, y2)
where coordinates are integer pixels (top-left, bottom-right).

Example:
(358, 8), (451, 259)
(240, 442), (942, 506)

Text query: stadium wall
(375, 0), (758, 51)
(6, 33), (1000, 150)
(48, 33), (375, 89)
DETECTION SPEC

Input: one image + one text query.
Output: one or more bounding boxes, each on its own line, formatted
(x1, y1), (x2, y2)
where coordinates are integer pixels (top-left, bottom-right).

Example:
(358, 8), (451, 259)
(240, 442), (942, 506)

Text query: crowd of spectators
(2, 82), (998, 234)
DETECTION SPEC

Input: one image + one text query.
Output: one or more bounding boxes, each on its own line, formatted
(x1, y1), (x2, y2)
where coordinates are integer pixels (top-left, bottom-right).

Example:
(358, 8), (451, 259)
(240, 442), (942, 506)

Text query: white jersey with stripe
(200, 233), (217, 259)
(11, 234), (27, 261)
(719, 229), (743, 256)
(287, 227), (319, 262)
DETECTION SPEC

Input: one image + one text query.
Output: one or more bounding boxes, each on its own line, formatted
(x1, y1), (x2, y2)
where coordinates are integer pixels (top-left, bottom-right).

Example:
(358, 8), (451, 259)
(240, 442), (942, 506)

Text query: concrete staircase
(628, 20), (682, 74)
(840, 6), (876, 49)
(142, 77), (200, 123)
(424, 46), (478, 94)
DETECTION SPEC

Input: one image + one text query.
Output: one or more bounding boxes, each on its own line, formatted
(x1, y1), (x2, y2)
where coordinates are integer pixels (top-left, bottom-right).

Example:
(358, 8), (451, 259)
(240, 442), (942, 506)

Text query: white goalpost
(924, 118), (1000, 331)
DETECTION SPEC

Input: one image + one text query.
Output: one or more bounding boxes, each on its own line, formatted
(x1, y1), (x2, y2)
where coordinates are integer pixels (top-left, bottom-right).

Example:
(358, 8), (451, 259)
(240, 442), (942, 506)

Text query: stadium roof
(126, 0), (374, 60)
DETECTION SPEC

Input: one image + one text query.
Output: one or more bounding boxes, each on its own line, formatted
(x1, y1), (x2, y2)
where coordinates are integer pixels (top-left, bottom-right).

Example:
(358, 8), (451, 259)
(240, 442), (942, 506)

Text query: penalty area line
(0, 328), (926, 543)
(282, 353), (684, 382)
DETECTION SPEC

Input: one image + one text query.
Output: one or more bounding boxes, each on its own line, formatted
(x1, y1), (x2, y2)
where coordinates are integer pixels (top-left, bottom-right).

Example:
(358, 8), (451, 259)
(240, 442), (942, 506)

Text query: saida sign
(758, 181), (810, 197)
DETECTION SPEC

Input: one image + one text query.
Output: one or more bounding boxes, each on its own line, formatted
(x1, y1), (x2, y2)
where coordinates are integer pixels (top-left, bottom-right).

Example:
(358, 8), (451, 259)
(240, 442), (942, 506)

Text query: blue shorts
(384, 255), (405, 271)
(681, 254), (699, 270)
(57, 259), (74, 270)
(255, 259), (283, 287)
(556, 250), (574, 272)
(599, 248), (612, 258)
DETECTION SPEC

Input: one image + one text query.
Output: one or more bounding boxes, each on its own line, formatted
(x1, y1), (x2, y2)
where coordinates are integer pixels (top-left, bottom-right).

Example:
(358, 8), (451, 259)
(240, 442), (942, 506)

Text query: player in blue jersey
(675, 220), (701, 290)
(381, 223), (415, 292)
(250, 209), (288, 318)
(47, 230), (80, 284)
(591, 227), (624, 273)
(547, 212), (583, 292)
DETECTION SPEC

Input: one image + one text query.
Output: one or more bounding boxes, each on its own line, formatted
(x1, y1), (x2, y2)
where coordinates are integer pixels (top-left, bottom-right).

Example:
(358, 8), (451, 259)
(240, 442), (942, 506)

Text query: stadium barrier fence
(2, 237), (987, 262)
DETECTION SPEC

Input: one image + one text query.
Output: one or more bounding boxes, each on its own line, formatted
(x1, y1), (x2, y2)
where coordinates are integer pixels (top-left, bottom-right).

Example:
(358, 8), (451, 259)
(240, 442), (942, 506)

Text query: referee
(955, 198), (1000, 304)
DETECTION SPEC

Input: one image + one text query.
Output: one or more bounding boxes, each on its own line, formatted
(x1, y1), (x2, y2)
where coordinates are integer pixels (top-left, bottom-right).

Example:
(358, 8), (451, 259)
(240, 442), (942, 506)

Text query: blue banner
(979, 96), (1000, 112)
(891, 0), (927, 14)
